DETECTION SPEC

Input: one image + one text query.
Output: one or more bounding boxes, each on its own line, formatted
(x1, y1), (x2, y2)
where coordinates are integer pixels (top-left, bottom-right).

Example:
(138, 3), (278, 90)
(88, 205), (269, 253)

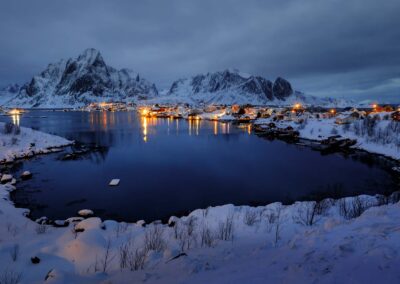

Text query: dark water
(1, 110), (398, 222)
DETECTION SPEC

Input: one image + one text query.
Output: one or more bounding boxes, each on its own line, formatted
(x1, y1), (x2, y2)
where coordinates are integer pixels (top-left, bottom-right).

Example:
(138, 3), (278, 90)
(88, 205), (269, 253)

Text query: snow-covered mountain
(147, 69), (354, 107)
(158, 69), (293, 105)
(2, 48), (158, 108)
(1, 53), (355, 108)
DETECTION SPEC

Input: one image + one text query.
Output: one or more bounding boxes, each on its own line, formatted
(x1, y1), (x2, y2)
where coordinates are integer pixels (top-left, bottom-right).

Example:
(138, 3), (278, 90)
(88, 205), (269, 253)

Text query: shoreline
(0, 121), (400, 283)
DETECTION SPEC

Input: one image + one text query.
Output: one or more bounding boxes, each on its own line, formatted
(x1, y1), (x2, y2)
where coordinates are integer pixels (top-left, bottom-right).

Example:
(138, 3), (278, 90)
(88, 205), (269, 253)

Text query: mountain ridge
(0, 49), (354, 108)
(1, 48), (158, 108)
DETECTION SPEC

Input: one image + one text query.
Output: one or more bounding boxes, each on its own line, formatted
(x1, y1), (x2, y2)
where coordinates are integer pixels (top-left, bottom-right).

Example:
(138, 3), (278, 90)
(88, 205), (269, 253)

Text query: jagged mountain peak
(3, 48), (158, 108)
(165, 69), (292, 105)
(78, 48), (102, 62)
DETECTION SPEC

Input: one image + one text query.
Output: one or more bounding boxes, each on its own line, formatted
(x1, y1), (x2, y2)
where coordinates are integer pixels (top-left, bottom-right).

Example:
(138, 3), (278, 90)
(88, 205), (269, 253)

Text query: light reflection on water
(1, 110), (398, 222)
(11, 114), (20, 126)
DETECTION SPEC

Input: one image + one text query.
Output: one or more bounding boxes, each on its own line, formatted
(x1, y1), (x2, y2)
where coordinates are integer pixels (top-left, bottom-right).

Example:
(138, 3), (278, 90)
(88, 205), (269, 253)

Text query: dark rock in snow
(31, 256), (41, 264)
(21, 171), (33, 180)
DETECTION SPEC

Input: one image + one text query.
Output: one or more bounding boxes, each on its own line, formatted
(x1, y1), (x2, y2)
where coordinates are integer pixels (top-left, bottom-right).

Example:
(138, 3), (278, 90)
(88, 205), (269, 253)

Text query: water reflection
(89, 111), (117, 130)
(1, 110), (398, 223)
(11, 114), (20, 126)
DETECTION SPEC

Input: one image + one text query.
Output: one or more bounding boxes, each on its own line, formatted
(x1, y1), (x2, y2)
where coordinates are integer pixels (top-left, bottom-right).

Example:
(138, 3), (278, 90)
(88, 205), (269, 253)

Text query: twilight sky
(0, 0), (399, 101)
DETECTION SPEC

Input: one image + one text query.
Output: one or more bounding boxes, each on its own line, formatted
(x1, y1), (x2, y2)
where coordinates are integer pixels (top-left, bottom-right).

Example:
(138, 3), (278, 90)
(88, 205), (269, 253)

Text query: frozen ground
(1, 177), (400, 283)
(255, 115), (400, 160)
(0, 122), (73, 163)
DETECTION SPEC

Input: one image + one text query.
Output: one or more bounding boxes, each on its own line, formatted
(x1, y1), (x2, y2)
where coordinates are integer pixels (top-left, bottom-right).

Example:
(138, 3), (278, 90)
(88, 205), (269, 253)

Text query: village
(2, 102), (400, 159)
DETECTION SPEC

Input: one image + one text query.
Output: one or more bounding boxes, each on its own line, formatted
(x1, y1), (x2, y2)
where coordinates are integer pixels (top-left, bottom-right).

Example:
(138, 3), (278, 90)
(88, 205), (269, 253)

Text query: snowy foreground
(1, 179), (400, 283)
(0, 122), (72, 164)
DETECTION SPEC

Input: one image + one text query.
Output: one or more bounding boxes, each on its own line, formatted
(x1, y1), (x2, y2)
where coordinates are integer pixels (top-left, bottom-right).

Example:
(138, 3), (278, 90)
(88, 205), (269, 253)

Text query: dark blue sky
(0, 0), (399, 101)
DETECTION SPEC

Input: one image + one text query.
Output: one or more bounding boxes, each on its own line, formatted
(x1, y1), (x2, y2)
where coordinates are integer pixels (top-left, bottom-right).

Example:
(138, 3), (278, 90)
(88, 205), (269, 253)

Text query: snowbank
(255, 116), (400, 160)
(0, 122), (73, 163)
(1, 179), (399, 283)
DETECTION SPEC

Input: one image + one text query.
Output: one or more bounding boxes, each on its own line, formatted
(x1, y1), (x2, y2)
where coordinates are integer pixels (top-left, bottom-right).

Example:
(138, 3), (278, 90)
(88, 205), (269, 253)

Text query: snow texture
(0, 122), (72, 163)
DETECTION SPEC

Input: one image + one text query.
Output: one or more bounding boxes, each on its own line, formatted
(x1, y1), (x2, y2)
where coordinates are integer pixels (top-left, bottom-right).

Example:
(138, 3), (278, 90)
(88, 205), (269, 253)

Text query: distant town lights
(9, 109), (21, 115)
(293, 103), (302, 109)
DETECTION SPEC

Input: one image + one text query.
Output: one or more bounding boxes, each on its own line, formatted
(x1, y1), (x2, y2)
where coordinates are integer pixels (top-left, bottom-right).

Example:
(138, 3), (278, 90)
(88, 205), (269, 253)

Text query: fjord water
(1, 111), (398, 222)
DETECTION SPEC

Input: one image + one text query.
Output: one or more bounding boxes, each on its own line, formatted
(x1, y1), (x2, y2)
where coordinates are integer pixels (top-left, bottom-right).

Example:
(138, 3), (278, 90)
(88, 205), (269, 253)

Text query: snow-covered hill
(1, 49), (158, 108)
(146, 69), (354, 107)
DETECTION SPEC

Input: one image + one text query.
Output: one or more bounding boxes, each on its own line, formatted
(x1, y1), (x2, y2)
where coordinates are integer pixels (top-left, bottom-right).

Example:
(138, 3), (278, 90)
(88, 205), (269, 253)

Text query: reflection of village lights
(142, 117), (148, 142)
(213, 120), (218, 135)
(12, 114), (20, 126)
(247, 124), (251, 135)
(195, 118), (199, 135)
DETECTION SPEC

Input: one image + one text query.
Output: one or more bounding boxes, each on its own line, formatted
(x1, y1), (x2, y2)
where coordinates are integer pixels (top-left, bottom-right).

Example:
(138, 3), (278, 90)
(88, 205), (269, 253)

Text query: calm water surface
(1, 110), (398, 222)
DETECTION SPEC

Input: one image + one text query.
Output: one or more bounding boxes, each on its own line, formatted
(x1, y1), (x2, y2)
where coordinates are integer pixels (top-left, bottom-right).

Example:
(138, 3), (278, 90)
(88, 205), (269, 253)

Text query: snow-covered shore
(0, 122), (73, 164)
(0, 117), (399, 283)
(1, 179), (399, 283)
(255, 115), (400, 161)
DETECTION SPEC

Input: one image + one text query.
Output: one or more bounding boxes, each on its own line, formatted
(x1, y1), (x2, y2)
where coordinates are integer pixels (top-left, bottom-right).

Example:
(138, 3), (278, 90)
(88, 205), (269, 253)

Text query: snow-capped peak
(3, 49), (158, 108)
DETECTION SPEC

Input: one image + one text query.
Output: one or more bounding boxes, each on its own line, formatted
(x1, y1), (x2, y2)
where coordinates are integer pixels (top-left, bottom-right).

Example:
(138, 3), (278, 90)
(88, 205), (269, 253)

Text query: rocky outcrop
(272, 77), (293, 100)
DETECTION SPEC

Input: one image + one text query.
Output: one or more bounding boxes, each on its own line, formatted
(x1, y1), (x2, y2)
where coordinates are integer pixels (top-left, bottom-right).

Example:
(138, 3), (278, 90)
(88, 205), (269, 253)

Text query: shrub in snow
(114, 222), (129, 238)
(119, 241), (131, 270)
(144, 225), (166, 253)
(118, 239), (147, 271)
(128, 248), (147, 271)
(35, 224), (49, 234)
(176, 216), (197, 251)
(0, 269), (22, 284)
(200, 225), (217, 248)
(293, 202), (320, 226)
(95, 238), (115, 273)
(10, 244), (19, 262)
(217, 213), (234, 241)
(338, 196), (372, 220)
(244, 209), (259, 226)
(3, 122), (20, 135)
(273, 206), (283, 247)
(293, 200), (331, 226)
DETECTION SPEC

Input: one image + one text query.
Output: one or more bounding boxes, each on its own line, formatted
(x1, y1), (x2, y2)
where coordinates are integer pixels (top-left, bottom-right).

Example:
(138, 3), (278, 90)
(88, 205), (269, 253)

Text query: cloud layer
(1, 0), (399, 101)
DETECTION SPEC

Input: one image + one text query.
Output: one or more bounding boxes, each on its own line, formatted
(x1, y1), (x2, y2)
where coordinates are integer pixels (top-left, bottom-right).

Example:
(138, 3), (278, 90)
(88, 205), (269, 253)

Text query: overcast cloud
(0, 0), (399, 101)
